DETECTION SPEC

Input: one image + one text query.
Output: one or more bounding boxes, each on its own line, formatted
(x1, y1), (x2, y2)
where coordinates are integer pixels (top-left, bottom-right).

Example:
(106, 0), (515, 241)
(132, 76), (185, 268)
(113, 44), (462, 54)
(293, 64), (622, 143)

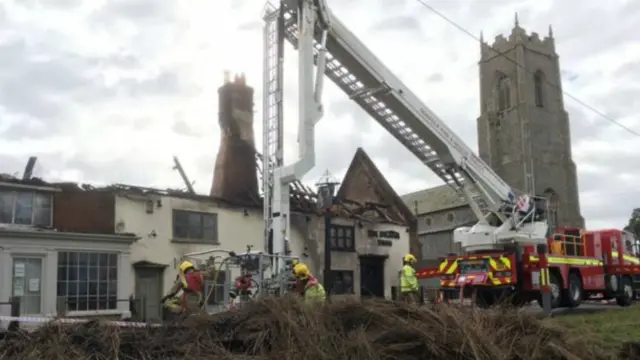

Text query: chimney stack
(210, 72), (259, 203)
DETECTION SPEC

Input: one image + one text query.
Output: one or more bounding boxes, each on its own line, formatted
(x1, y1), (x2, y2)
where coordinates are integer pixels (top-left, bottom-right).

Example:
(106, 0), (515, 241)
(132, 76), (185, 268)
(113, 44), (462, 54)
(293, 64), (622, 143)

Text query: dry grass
(0, 296), (623, 360)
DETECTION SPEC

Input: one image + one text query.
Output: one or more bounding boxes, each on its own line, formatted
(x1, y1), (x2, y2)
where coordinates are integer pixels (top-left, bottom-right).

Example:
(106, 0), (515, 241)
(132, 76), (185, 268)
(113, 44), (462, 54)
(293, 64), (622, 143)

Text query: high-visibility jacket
(178, 271), (204, 311)
(400, 264), (419, 293)
(303, 276), (326, 303)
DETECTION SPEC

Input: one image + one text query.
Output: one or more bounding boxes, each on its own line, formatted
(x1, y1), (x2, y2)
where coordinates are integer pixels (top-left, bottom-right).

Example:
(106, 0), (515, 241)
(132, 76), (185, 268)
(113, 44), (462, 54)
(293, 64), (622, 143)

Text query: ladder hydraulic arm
(263, 0), (330, 273)
(264, 0), (548, 252)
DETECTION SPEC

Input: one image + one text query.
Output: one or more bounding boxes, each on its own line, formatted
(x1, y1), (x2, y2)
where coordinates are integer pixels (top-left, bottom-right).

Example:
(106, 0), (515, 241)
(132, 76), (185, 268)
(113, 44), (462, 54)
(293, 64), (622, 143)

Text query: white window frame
(56, 251), (119, 314)
(0, 189), (53, 227)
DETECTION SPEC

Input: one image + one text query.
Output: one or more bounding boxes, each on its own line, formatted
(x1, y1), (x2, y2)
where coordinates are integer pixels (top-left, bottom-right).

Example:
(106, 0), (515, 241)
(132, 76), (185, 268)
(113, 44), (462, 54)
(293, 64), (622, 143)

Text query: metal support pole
(8, 296), (20, 331)
(537, 244), (552, 316)
(323, 208), (332, 292)
(316, 170), (339, 294)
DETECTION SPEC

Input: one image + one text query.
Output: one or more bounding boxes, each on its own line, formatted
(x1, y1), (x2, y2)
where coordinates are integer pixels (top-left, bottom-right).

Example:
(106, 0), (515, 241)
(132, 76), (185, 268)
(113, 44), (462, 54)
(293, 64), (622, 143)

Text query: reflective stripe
(540, 268), (550, 287)
(612, 251), (640, 264)
(529, 256), (603, 266)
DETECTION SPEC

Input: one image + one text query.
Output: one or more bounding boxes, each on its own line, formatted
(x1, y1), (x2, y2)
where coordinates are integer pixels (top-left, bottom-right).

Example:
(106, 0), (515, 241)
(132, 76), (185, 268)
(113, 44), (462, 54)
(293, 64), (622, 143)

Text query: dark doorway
(359, 255), (386, 298)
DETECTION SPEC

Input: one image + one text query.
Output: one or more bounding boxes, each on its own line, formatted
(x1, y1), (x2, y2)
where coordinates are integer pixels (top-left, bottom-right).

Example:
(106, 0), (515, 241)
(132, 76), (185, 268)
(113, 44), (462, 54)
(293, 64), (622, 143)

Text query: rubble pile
(0, 296), (613, 360)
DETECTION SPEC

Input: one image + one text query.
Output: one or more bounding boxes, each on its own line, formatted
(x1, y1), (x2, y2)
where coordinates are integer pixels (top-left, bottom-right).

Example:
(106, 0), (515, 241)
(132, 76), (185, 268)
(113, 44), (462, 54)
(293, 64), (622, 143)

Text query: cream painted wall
(115, 195), (308, 295)
(322, 217), (410, 299)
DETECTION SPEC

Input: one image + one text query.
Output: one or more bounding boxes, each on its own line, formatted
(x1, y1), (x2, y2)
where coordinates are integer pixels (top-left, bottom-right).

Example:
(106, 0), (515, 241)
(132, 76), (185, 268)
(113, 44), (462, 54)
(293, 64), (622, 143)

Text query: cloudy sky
(0, 0), (638, 229)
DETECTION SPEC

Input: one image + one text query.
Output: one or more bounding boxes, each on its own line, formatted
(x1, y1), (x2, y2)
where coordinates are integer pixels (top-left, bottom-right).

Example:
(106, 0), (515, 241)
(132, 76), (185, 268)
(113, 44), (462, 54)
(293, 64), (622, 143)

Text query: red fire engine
(417, 227), (640, 308)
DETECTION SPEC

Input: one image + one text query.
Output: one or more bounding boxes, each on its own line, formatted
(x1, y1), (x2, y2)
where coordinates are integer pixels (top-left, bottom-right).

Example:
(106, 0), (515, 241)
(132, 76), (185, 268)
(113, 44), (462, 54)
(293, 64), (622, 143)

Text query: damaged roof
(336, 147), (416, 226)
(401, 184), (469, 215)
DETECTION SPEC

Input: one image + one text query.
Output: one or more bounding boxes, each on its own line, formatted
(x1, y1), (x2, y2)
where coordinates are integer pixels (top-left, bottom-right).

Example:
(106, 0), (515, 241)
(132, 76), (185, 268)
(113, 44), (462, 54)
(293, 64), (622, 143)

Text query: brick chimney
(210, 72), (259, 202)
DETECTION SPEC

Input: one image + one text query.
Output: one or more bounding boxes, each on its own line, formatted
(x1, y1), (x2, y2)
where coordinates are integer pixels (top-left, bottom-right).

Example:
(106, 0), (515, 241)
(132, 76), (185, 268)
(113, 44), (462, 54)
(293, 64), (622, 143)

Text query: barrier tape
(0, 315), (161, 328)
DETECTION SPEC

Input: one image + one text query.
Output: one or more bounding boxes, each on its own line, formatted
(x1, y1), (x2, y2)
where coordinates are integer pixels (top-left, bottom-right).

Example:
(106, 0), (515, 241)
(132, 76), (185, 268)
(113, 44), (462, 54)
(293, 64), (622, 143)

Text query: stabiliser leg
(537, 244), (553, 316)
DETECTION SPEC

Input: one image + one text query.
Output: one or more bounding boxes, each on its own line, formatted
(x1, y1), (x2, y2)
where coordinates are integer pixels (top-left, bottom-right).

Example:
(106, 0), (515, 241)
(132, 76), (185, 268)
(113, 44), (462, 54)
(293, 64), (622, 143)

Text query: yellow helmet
(291, 258), (300, 273)
(179, 261), (194, 273)
(293, 263), (310, 279)
(403, 254), (417, 264)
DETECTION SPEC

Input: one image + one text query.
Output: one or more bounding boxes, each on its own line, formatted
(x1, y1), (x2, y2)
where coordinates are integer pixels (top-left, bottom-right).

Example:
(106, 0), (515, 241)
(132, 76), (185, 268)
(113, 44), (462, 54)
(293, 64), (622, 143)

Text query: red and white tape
(0, 315), (161, 328)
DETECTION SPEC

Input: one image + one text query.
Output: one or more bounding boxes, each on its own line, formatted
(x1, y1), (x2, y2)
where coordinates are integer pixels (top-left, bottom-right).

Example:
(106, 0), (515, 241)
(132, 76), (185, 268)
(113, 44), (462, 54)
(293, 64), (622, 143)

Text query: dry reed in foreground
(0, 296), (618, 360)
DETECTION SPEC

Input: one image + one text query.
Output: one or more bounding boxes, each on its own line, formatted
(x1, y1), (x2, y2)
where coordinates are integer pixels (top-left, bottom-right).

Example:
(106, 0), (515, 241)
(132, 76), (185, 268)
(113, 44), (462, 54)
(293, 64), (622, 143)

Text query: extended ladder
(275, 2), (510, 218)
(262, 5), (285, 252)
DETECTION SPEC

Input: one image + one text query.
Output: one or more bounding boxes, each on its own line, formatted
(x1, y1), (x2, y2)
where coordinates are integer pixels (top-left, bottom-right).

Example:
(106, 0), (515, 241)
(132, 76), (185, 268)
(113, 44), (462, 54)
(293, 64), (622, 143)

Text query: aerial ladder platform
(262, 0), (549, 273)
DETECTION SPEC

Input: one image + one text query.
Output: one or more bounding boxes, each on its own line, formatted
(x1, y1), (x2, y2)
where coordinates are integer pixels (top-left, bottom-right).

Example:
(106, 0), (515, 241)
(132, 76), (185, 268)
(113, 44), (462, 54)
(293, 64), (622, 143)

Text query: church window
(496, 75), (511, 111)
(446, 212), (455, 222)
(534, 71), (544, 107)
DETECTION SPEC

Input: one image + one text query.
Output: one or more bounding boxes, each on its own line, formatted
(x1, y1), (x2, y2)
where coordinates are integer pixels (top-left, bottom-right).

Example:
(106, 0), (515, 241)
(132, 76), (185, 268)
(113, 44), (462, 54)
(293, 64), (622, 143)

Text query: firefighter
(399, 254), (419, 303)
(161, 261), (205, 315)
(292, 263), (326, 303)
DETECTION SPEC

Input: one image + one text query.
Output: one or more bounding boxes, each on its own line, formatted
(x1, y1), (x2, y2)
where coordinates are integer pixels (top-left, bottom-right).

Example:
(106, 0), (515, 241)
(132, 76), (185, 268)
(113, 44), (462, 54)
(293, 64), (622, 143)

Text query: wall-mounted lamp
(148, 230), (157, 238)
(243, 209), (249, 217)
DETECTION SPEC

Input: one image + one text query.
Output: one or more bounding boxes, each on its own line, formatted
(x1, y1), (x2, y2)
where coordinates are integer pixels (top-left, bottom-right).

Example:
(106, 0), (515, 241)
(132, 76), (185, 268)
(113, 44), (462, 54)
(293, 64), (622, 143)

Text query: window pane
(79, 281), (88, 296)
(0, 191), (14, 223)
(78, 253), (89, 266)
(99, 281), (109, 296)
(337, 237), (345, 248)
(57, 281), (67, 296)
(89, 253), (99, 266)
(58, 252), (68, 266)
(345, 237), (353, 250)
(202, 214), (216, 240)
(107, 297), (117, 309)
(69, 252), (79, 266)
(77, 297), (88, 311)
(337, 227), (344, 237)
(187, 213), (202, 239)
(89, 267), (98, 281)
(79, 267), (88, 281)
(173, 211), (189, 238)
(108, 253), (117, 267)
(88, 296), (98, 310)
(99, 253), (108, 267)
(14, 192), (34, 225)
(57, 266), (68, 281)
(108, 281), (117, 295)
(33, 194), (52, 226)
(99, 267), (108, 281)
(68, 281), (78, 296)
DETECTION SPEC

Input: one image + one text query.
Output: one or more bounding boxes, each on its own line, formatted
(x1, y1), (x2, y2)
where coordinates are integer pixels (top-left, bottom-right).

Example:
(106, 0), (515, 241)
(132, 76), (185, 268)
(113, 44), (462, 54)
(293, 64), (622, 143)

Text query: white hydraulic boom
(263, 0), (548, 256)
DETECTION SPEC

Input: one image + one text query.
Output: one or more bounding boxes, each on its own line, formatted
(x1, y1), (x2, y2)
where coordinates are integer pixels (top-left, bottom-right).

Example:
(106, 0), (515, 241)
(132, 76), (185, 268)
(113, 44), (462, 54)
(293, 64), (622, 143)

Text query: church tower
(476, 16), (584, 229)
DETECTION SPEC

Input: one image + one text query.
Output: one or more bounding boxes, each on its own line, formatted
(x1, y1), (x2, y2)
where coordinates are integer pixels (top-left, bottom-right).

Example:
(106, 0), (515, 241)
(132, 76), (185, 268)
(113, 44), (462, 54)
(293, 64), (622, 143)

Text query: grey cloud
(534, 2), (640, 59)
(592, 86), (640, 116)
(0, 38), (115, 122)
(567, 105), (605, 141)
(0, 120), (51, 141)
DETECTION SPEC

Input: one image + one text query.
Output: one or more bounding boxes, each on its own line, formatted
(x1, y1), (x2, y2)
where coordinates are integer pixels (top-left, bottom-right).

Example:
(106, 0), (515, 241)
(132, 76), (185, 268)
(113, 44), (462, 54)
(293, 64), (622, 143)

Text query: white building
(112, 148), (416, 320)
(0, 179), (138, 322)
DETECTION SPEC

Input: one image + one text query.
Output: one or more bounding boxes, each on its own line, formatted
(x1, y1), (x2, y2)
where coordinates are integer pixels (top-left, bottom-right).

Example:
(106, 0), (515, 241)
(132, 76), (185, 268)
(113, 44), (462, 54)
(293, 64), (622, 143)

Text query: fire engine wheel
(539, 272), (562, 309)
(615, 276), (633, 307)
(561, 272), (583, 308)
